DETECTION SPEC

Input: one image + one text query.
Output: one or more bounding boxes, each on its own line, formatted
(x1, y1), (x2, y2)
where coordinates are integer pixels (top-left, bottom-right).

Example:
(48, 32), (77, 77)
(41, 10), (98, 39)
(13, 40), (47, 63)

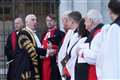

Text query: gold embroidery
(31, 54), (38, 62)
(32, 61), (38, 65)
(23, 40), (31, 47)
(18, 35), (29, 48)
(21, 73), (25, 79)
(30, 52), (36, 58)
(28, 47), (35, 53)
(21, 71), (31, 80)
(25, 44), (31, 50)
(34, 67), (39, 74)
(35, 75), (40, 79)
(19, 28), (40, 79)
(23, 29), (36, 46)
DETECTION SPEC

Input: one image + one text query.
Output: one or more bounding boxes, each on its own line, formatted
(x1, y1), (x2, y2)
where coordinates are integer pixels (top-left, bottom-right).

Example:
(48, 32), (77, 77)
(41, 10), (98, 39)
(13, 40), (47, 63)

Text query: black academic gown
(5, 28), (46, 80)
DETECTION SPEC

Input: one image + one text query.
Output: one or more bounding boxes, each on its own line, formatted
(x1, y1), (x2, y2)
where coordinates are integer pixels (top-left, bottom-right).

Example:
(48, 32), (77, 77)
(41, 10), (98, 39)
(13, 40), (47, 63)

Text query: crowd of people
(5, 0), (120, 80)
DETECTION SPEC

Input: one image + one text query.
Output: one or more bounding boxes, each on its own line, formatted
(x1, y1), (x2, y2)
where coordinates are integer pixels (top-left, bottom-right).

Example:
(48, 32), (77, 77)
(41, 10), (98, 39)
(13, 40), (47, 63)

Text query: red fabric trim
(11, 31), (16, 51)
(88, 29), (101, 80)
(88, 65), (97, 80)
(93, 29), (101, 37)
(63, 67), (71, 77)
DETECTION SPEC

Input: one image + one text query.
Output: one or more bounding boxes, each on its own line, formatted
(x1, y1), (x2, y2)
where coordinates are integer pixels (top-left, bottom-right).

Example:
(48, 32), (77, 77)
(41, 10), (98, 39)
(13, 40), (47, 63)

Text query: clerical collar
(74, 29), (78, 33)
(91, 23), (103, 35)
(112, 16), (120, 26)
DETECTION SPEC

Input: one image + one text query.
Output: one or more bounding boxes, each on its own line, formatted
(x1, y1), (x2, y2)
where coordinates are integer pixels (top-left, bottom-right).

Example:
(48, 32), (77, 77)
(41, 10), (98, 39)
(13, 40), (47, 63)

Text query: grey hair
(62, 10), (72, 18)
(86, 9), (103, 23)
(25, 14), (36, 22)
(14, 17), (23, 22)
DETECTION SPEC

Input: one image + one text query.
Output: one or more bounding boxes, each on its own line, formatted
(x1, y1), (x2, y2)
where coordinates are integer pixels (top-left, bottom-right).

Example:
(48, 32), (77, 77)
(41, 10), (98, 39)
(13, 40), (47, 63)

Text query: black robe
(5, 28), (46, 80)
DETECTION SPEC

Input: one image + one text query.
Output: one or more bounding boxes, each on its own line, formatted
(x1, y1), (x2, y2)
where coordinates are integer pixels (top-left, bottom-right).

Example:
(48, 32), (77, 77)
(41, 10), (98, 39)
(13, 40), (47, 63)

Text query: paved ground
(0, 56), (7, 80)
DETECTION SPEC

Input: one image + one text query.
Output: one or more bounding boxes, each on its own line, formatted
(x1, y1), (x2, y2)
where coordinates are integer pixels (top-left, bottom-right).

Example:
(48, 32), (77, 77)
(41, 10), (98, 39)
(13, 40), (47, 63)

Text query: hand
(49, 49), (55, 56)
(46, 49), (55, 57)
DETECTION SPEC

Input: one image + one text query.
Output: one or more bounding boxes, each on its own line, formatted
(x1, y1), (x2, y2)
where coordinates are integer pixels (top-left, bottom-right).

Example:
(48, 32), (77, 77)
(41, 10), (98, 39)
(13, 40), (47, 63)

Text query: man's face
(62, 16), (71, 31)
(46, 16), (55, 28)
(84, 17), (93, 32)
(28, 16), (37, 30)
(14, 18), (23, 31)
(67, 17), (77, 30)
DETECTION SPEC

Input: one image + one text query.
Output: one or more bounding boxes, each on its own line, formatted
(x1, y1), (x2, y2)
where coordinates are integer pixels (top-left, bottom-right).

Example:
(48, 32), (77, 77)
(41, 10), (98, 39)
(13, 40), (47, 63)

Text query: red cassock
(41, 27), (65, 80)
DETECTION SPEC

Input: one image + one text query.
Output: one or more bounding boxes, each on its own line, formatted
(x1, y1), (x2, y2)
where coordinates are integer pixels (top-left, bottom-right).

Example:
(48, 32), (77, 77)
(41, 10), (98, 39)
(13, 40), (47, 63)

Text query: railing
(0, 0), (59, 79)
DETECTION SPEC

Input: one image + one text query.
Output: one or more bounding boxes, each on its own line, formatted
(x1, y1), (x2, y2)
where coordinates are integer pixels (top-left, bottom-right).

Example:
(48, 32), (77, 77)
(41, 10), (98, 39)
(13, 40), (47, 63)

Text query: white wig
(86, 9), (103, 23)
(25, 14), (36, 22)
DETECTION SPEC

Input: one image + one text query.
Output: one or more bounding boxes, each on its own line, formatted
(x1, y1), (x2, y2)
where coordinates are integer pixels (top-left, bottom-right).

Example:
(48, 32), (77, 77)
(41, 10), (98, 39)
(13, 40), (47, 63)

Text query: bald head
(25, 14), (36, 22)
(25, 14), (37, 30)
(14, 17), (24, 31)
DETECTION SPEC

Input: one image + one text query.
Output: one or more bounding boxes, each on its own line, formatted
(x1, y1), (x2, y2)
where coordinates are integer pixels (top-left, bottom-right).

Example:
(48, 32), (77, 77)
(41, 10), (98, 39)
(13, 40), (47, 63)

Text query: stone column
(73, 0), (87, 16)
(59, 0), (87, 31)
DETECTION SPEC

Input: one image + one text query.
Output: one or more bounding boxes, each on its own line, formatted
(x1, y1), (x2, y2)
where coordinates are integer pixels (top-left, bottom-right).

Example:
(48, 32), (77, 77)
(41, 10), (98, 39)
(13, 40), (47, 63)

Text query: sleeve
(18, 34), (36, 54)
(36, 48), (47, 57)
(5, 34), (15, 61)
(82, 31), (103, 64)
(18, 32), (41, 79)
(48, 30), (65, 46)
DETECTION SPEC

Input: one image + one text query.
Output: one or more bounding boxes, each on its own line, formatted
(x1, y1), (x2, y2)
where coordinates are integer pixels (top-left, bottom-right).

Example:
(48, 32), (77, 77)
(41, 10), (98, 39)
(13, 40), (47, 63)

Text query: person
(78, 0), (120, 79)
(41, 14), (65, 80)
(58, 11), (88, 80)
(5, 17), (24, 61)
(84, 9), (104, 80)
(58, 11), (72, 50)
(62, 11), (72, 32)
(5, 17), (24, 80)
(74, 18), (89, 80)
(11, 14), (46, 80)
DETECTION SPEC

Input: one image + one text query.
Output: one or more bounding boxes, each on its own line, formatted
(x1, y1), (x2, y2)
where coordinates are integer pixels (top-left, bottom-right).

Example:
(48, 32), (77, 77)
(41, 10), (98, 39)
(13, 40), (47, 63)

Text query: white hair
(14, 17), (23, 22)
(25, 14), (36, 22)
(86, 9), (103, 23)
(62, 10), (72, 18)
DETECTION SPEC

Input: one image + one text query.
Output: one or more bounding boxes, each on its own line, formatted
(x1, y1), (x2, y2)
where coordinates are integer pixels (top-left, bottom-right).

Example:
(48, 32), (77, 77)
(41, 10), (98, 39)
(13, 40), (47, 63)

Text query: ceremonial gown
(41, 27), (65, 80)
(5, 27), (46, 80)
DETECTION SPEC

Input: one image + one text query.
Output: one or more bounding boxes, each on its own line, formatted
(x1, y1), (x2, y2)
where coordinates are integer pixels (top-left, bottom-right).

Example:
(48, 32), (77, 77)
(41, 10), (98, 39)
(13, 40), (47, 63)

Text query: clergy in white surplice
(58, 11), (89, 80)
(78, 0), (120, 80)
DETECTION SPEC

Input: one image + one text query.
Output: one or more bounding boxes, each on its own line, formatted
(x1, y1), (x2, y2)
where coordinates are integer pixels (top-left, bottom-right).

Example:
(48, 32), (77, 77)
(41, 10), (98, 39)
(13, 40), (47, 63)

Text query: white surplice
(66, 37), (87, 80)
(58, 30), (78, 80)
(81, 24), (120, 80)
(58, 30), (77, 80)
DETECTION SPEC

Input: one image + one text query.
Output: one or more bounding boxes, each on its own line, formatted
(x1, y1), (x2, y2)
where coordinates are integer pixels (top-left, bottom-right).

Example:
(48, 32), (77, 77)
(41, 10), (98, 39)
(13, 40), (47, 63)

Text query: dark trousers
(75, 63), (89, 80)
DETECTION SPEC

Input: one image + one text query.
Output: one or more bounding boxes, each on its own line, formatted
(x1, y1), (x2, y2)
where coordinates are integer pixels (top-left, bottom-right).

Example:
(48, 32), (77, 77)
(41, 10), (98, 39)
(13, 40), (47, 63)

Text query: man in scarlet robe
(41, 14), (65, 80)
